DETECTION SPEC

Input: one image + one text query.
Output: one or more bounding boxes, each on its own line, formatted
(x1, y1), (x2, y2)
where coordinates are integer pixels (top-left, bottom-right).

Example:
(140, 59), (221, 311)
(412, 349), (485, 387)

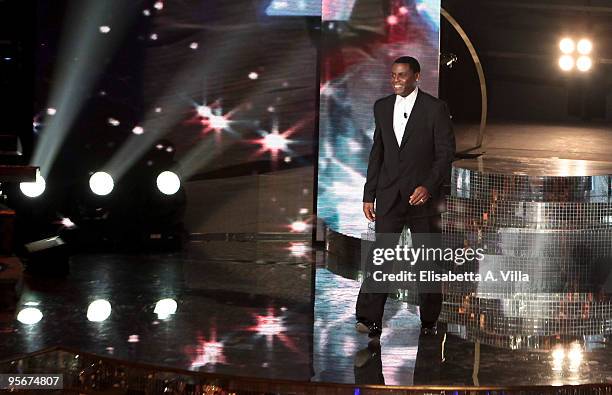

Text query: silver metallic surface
(439, 156), (612, 347)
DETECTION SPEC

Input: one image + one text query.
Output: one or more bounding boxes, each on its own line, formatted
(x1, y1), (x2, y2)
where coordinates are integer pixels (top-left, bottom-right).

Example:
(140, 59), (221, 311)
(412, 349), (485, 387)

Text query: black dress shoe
(420, 323), (437, 336)
(355, 320), (382, 338)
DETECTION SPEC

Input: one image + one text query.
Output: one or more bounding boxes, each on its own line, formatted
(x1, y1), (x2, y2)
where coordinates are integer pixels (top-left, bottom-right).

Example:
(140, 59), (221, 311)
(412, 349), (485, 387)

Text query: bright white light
(20, 169), (46, 198)
(191, 340), (225, 367)
(150, 33), (158, 40)
(289, 242), (309, 257)
(559, 38), (575, 54)
(60, 217), (76, 228)
(577, 39), (592, 55)
(576, 56), (592, 72)
(108, 118), (120, 126)
(399, 6), (408, 14)
(209, 115), (228, 130)
(154, 1), (164, 10)
(263, 133), (287, 150)
(568, 343), (583, 370)
(156, 171), (180, 195)
(551, 345), (565, 371)
(99, 26), (111, 34)
(89, 172), (114, 196)
(558, 55), (574, 71)
(128, 335), (139, 343)
(189, 42), (199, 50)
(155, 107), (162, 113)
(284, 156), (291, 163)
(196, 105), (212, 118)
(267, 106), (275, 112)
(17, 307), (43, 325)
(143, 9), (151, 16)
(348, 139), (362, 152)
(255, 315), (285, 336)
(154, 298), (177, 319)
(46, 108), (56, 115)
(290, 220), (308, 232)
(552, 346), (565, 361)
(165, 146), (173, 153)
(386, 15), (398, 25)
(132, 126), (144, 135)
(299, 208), (309, 214)
(87, 299), (112, 322)
(249, 72), (259, 80)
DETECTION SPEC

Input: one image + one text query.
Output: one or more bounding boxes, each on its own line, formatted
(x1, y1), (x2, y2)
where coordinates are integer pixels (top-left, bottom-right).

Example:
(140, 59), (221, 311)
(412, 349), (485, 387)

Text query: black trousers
(356, 193), (442, 328)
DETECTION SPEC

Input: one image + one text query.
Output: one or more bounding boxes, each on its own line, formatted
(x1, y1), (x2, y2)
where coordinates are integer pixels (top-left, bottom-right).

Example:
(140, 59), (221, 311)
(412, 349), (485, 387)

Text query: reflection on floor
(1, 241), (313, 381)
(2, 240), (612, 387)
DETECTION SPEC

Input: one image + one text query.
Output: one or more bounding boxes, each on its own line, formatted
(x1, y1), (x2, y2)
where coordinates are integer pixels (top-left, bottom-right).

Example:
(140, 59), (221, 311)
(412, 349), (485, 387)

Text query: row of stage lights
(558, 37), (593, 72)
(17, 298), (178, 325)
(19, 170), (181, 198)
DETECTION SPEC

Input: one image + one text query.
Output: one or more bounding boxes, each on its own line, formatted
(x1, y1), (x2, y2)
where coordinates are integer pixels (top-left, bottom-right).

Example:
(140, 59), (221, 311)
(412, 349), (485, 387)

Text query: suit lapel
(383, 95), (399, 149)
(399, 91), (424, 150)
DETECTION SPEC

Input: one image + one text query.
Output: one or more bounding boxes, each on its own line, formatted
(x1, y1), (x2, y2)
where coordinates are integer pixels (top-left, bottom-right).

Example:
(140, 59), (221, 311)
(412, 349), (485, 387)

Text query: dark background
(440, 0), (612, 123)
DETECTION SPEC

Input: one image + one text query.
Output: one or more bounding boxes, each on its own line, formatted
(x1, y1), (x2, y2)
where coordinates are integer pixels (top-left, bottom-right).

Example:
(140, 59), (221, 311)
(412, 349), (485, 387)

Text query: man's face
(391, 62), (419, 96)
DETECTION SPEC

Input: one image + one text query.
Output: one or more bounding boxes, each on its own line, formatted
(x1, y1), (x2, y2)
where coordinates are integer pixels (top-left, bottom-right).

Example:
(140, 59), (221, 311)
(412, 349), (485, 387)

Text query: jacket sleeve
(363, 103), (384, 203)
(422, 101), (456, 195)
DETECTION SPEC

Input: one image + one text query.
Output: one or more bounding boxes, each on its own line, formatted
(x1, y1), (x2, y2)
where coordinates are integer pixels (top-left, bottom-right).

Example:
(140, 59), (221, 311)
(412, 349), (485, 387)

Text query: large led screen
(317, 0), (441, 237)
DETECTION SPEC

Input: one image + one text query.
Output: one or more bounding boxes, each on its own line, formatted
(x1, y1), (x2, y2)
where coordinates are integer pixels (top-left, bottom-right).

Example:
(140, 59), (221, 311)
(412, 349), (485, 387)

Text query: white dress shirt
(393, 87), (418, 146)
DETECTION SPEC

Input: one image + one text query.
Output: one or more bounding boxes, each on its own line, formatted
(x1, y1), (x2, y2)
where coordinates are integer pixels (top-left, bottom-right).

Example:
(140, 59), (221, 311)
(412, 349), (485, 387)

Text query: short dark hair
(393, 56), (421, 73)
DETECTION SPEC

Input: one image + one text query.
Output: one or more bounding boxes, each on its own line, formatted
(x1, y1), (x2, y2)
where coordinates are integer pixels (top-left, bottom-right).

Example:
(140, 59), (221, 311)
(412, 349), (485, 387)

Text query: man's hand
(363, 202), (376, 222)
(409, 186), (430, 205)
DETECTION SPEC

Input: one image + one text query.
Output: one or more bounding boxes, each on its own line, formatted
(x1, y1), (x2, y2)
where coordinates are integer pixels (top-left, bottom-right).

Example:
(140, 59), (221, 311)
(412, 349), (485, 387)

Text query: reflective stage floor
(2, 240), (612, 388)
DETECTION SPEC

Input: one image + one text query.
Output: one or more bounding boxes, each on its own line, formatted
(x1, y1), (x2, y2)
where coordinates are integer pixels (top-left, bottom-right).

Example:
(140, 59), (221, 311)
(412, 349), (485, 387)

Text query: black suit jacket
(362, 90), (456, 217)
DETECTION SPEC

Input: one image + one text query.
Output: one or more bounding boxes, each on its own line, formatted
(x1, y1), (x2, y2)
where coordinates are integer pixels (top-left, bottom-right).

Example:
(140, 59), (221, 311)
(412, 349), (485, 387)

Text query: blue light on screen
(265, 0), (321, 16)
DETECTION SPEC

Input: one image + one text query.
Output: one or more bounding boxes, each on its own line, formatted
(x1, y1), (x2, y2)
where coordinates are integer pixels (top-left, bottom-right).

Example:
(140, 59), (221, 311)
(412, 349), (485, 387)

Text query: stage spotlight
(89, 172), (114, 196)
(558, 55), (574, 71)
(208, 115), (229, 130)
(559, 38), (575, 54)
(17, 307), (43, 325)
(59, 217), (76, 229)
(156, 171), (180, 195)
(551, 344), (565, 371)
(576, 39), (592, 55)
(386, 15), (398, 25)
(290, 220), (308, 232)
(576, 56), (592, 72)
(154, 298), (177, 319)
(87, 299), (112, 322)
(263, 133), (288, 151)
(196, 105), (212, 118)
(19, 169), (46, 198)
(289, 242), (309, 257)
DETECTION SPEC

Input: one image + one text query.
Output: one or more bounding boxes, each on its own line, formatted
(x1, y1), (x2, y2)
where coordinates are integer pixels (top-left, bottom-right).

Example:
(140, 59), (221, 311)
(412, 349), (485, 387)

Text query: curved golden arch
(441, 7), (487, 149)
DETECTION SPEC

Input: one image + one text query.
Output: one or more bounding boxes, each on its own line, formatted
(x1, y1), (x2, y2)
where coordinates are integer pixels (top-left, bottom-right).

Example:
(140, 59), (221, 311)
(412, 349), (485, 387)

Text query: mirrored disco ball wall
(440, 157), (612, 349)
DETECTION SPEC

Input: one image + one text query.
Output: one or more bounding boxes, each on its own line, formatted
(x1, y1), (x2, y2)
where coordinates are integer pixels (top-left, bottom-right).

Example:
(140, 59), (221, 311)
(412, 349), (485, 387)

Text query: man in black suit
(356, 56), (455, 337)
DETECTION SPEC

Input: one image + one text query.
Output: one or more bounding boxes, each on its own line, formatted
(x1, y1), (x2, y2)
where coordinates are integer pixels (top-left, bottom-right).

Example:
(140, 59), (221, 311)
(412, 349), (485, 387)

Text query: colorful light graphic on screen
(316, 0), (441, 237)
